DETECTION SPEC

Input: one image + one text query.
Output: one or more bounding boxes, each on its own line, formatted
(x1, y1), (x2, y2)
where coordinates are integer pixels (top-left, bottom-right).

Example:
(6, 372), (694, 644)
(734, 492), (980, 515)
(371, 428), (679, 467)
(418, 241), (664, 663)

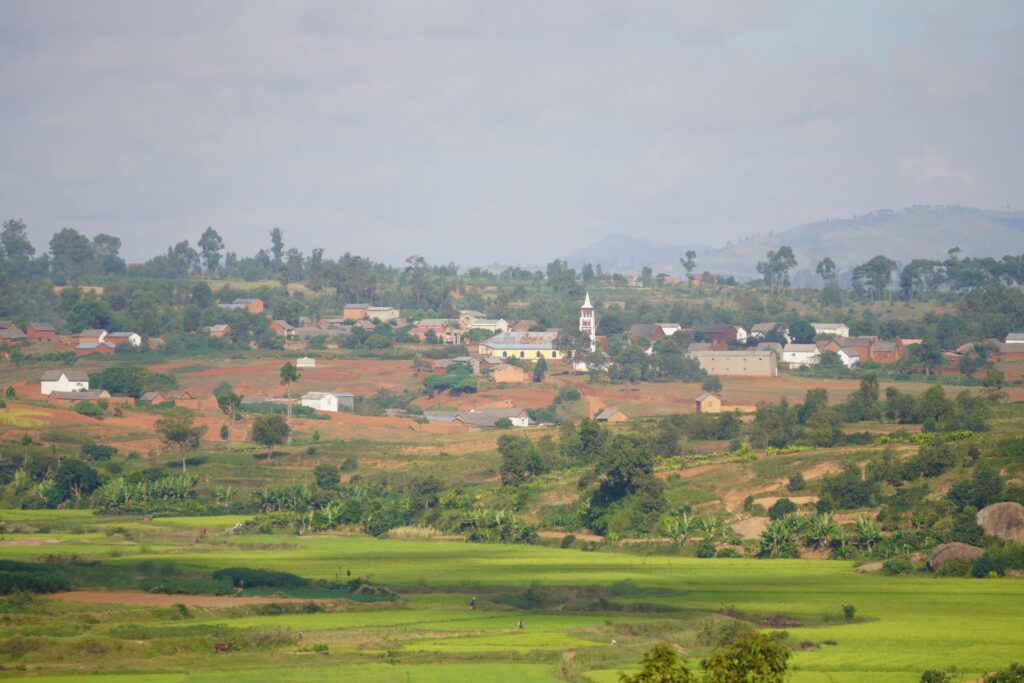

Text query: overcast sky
(1, 1), (1021, 266)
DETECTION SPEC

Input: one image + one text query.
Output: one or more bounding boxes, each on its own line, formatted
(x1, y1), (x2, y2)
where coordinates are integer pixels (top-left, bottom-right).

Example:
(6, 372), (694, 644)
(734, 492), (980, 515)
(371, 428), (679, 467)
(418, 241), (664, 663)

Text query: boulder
(976, 502), (1024, 542)
(926, 542), (984, 571)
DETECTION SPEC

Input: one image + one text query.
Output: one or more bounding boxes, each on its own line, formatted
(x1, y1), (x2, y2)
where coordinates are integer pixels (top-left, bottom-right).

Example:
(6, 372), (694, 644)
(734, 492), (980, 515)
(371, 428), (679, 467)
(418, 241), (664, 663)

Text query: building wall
(41, 377), (89, 395)
(696, 396), (722, 413)
(482, 347), (561, 360)
(343, 308), (367, 320)
(690, 353), (777, 377)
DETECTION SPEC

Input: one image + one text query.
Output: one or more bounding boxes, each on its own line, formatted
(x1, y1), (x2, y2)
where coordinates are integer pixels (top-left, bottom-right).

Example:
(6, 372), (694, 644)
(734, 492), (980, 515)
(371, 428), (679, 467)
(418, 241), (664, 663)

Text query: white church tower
(579, 291), (596, 352)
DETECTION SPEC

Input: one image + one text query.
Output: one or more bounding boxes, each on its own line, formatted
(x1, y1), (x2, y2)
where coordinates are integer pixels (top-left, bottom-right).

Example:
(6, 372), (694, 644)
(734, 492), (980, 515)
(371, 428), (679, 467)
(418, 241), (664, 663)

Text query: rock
(976, 502), (1024, 542)
(926, 542), (984, 571)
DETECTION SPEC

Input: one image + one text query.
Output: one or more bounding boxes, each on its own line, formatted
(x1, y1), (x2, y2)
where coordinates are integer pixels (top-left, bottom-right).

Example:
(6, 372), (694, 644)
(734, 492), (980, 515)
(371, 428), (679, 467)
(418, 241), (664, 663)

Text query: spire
(582, 291), (593, 309)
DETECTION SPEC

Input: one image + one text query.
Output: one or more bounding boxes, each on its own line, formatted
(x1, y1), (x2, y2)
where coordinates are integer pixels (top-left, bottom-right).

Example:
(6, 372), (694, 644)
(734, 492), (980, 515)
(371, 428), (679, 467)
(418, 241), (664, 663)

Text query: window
(536, 352), (541, 358)
(502, 351), (507, 358)
(553, 351), (558, 357)
(519, 351), (524, 358)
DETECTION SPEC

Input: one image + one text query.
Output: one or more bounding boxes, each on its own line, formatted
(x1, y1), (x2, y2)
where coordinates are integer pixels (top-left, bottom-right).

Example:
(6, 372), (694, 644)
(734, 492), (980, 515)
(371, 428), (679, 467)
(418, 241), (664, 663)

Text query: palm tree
(279, 362), (300, 444)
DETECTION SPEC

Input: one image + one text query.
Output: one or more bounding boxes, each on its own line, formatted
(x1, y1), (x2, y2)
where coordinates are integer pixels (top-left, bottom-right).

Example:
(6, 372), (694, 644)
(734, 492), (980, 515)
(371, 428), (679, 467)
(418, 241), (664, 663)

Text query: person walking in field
(517, 618), (524, 631)
(469, 596), (477, 610)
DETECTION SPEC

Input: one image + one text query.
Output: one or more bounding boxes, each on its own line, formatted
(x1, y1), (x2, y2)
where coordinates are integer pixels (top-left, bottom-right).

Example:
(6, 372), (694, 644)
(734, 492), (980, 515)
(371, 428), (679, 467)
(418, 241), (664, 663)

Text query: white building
(837, 348), (860, 368)
(300, 391), (354, 412)
(574, 292), (597, 371)
(296, 356), (316, 369)
(1005, 333), (1024, 345)
(782, 343), (821, 368)
(813, 323), (850, 338)
(106, 331), (143, 347)
(734, 326), (748, 343)
(40, 369), (90, 395)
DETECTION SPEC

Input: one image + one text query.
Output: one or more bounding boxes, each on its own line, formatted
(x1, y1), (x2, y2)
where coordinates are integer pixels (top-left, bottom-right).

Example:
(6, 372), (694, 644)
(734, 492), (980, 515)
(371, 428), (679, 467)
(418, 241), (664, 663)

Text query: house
(750, 323), (790, 342)
(218, 298), (264, 314)
(491, 364), (530, 384)
(74, 341), (116, 357)
(0, 326), (26, 345)
(296, 356), (316, 369)
(343, 304), (370, 320)
(509, 319), (538, 332)
(25, 323), (58, 342)
(595, 407), (629, 423)
(782, 343), (821, 368)
(702, 323), (738, 348)
(734, 326), (748, 343)
(366, 306), (400, 322)
(294, 326), (350, 341)
(1005, 333), (1024, 345)
(77, 329), (108, 344)
(836, 348), (860, 368)
(40, 369), (90, 395)
(687, 342), (714, 353)
(628, 323), (667, 345)
(828, 336), (874, 363)
(755, 342), (784, 359)
(140, 391), (171, 403)
(813, 323), (850, 338)
(0, 320), (14, 331)
(458, 310), (485, 327)
(695, 392), (722, 414)
(870, 340), (902, 364)
(105, 331), (142, 347)
(687, 350), (778, 377)
(270, 320), (296, 338)
(453, 407), (531, 429)
(49, 389), (111, 407)
(147, 337), (165, 350)
(205, 324), (231, 338)
(479, 330), (562, 361)
(300, 391), (355, 412)
(465, 318), (510, 334)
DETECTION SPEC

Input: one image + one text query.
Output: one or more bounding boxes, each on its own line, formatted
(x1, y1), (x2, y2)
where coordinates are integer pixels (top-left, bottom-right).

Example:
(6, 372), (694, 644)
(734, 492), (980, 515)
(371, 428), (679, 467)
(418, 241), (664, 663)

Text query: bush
(767, 498), (797, 520)
(560, 534), (576, 549)
(211, 567), (307, 589)
(842, 604), (856, 622)
(81, 443), (118, 461)
(882, 557), (915, 575)
(787, 473), (805, 492)
(73, 402), (105, 419)
(695, 540), (717, 558)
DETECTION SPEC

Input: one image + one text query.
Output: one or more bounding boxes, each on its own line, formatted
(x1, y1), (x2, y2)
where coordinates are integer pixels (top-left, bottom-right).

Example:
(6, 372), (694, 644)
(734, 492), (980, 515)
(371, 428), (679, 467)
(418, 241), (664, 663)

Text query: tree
(906, 339), (944, 377)
(756, 246), (797, 292)
(704, 630), (790, 683)
(788, 319), (816, 343)
(533, 356), (548, 383)
(852, 255), (898, 300)
(53, 458), (100, 502)
(270, 227), (285, 262)
(155, 409), (207, 472)
(620, 642), (694, 683)
(198, 227), (225, 274)
(702, 376), (722, 394)
(767, 498), (797, 520)
(92, 234), (125, 274)
(639, 265), (654, 287)
(251, 414), (290, 458)
(816, 256), (836, 282)
(49, 227), (95, 282)
(498, 434), (544, 486)
(280, 362), (300, 443)
(313, 463), (339, 490)
(216, 392), (243, 443)
(2, 217), (36, 267)
(680, 250), (697, 278)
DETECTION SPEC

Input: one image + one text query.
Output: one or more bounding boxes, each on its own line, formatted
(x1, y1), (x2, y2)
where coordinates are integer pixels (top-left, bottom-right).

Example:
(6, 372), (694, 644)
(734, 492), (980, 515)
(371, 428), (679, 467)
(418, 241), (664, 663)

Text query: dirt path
(656, 463), (722, 480)
(48, 590), (325, 608)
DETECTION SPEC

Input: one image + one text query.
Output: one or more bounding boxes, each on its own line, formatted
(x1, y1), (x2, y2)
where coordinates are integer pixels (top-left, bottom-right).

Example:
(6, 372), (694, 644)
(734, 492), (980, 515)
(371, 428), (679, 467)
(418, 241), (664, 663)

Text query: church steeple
(579, 291), (596, 350)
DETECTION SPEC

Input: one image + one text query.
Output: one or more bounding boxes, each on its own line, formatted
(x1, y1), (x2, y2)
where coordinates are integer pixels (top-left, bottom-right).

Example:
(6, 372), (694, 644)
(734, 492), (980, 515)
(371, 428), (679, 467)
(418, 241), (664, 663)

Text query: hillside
(702, 205), (1024, 280)
(566, 206), (1024, 280)
(564, 234), (711, 270)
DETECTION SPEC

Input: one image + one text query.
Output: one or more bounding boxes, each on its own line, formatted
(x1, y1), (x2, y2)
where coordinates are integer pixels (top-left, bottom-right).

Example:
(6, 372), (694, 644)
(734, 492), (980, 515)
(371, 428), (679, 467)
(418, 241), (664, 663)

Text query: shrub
(695, 540), (717, 558)
(81, 443), (118, 461)
(560, 534), (576, 549)
(787, 473), (805, 492)
(882, 557), (914, 575)
(842, 604), (856, 622)
(73, 402), (105, 419)
(211, 567), (307, 589)
(767, 498), (797, 520)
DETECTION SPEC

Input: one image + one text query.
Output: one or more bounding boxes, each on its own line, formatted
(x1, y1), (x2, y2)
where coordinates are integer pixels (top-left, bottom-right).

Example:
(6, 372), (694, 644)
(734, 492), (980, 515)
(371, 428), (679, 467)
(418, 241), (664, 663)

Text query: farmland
(2, 509), (1023, 682)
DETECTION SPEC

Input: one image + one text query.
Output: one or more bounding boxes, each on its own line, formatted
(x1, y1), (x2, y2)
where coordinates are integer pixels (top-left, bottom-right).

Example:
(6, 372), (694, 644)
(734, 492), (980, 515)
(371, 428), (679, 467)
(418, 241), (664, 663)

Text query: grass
(1, 514), (1022, 681)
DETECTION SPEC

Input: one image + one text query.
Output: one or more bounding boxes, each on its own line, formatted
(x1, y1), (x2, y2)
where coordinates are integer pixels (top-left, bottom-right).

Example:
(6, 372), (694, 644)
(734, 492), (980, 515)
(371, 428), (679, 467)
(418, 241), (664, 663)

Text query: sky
(1, 1), (1022, 267)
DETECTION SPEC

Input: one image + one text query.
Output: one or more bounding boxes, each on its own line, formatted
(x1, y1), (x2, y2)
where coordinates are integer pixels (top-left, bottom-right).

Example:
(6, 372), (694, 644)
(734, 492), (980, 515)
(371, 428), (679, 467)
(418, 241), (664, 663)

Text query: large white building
(300, 391), (355, 412)
(782, 343), (821, 368)
(40, 370), (90, 395)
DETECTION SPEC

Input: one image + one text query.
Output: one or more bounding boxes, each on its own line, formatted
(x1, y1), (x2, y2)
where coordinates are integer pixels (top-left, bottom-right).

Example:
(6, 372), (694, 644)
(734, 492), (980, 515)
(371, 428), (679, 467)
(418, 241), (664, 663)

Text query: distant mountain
(700, 205), (1024, 280)
(564, 234), (712, 270)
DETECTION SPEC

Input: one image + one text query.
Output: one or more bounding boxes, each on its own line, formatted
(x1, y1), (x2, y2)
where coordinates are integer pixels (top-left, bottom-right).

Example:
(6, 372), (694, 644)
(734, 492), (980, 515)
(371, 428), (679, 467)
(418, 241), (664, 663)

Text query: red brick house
(26, 323), (58, 342)
(702, 324), (737, 350)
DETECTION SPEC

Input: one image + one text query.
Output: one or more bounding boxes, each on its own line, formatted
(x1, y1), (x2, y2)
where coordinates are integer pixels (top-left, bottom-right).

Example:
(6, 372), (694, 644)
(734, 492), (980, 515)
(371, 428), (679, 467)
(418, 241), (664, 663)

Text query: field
(2, 509), (1023, 682)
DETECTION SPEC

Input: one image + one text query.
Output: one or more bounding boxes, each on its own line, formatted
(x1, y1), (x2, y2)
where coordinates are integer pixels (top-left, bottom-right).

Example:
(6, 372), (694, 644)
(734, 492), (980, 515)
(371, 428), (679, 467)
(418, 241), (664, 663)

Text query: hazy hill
(564, 234), (711, 270)
(700, 206), (1024, 279)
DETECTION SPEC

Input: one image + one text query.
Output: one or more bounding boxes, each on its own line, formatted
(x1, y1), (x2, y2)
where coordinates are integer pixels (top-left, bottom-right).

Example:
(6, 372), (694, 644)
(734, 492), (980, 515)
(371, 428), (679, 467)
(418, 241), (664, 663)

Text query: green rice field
(1, 510), (1022, 681)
